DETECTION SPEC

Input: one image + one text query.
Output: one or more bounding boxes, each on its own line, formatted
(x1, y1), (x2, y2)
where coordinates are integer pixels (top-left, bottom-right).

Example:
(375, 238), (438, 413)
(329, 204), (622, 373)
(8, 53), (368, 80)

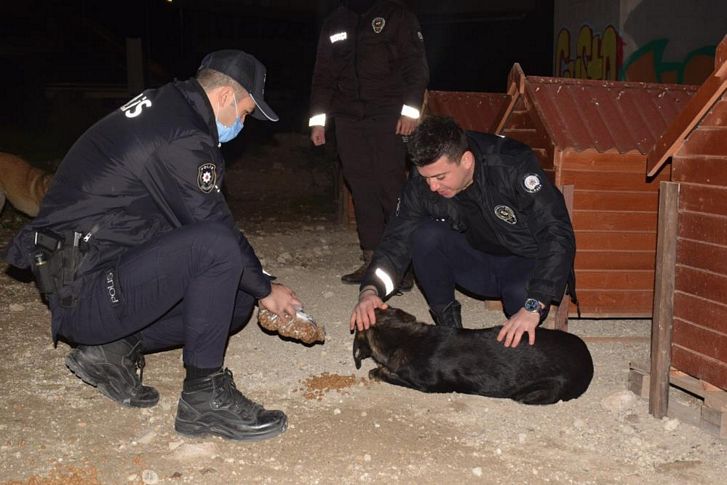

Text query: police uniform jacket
(362, 132), (576, 305)
(5, 79), (272, 314)
(309, 0), (429, 121)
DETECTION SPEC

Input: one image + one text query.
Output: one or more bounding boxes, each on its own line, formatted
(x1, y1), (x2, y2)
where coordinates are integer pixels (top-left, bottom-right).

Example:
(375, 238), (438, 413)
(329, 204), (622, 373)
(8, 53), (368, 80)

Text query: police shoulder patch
(523, 173), (542, 193)
(372, 17), (385, 33)
(197, 162), (217, 193)
(494, 205), (517, 225)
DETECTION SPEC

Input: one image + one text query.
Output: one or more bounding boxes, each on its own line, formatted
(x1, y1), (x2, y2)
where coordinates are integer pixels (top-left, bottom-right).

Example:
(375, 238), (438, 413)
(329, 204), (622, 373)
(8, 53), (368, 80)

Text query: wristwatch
(524, 298), (544, 316)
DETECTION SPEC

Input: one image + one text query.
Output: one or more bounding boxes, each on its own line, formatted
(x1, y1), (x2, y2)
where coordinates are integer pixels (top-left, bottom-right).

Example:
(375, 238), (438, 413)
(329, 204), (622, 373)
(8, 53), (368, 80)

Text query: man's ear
(461, 150), (475, 169)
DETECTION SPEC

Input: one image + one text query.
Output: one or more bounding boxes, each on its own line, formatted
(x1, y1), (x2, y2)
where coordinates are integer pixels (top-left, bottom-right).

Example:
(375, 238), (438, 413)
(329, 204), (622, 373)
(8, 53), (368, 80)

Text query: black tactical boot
(429, 300), (463, 328)
(175, 368), (287, 441)
(341, 249), (373, 284)
(65, 335), (159, 408)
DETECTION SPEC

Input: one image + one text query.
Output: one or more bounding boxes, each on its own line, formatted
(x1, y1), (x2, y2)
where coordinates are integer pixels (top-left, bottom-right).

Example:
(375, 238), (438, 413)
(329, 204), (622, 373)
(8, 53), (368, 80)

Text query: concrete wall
(555, 0), (727, 83)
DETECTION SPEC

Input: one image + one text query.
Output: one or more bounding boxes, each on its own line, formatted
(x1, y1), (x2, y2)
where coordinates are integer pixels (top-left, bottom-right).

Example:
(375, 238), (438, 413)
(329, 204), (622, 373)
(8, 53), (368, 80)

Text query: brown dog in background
(353, 307), (594, 405)
(0, 152), (53, 217)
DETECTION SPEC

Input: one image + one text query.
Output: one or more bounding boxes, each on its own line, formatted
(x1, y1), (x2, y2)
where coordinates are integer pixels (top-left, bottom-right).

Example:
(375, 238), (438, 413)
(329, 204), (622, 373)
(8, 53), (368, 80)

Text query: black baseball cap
(198, 49), (279, 122)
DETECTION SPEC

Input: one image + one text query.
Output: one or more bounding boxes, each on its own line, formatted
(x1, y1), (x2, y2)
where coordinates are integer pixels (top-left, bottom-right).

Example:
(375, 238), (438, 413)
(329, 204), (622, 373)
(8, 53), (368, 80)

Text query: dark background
(0, 0), (554, 160)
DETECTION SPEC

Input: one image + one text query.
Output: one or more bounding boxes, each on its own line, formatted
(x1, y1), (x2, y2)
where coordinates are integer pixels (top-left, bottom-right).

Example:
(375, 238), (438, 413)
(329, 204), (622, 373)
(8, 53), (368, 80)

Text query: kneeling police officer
(4, 50), (300, 441)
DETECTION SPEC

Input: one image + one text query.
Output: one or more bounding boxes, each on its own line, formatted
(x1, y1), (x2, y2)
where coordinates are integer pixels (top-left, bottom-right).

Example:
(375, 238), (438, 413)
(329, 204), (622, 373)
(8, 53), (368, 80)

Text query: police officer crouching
(4, 50), (301, 441)
(350, 116), (577, 349)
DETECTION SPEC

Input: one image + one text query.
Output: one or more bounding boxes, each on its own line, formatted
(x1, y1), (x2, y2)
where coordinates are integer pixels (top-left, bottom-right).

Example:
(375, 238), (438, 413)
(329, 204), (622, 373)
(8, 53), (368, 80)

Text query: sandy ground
(1, 135), (727, 484)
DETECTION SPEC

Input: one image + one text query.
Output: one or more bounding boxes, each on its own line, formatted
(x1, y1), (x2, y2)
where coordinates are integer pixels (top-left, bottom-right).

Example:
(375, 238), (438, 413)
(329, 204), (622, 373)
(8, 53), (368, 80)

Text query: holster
(31, 229), (86, 308)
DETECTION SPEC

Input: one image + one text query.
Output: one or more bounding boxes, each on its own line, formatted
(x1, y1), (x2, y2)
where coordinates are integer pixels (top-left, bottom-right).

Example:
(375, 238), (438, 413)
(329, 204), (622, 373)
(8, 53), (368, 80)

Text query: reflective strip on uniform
(309, 113), (326, 127)
(330, 32), (347, 43)
(374, 268), (395, 296)
(401, 105), (421, 119)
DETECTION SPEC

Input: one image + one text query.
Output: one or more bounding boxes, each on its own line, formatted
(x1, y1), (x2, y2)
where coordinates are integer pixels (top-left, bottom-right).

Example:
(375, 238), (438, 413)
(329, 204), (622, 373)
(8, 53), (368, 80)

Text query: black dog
(353, 307), (594, 405)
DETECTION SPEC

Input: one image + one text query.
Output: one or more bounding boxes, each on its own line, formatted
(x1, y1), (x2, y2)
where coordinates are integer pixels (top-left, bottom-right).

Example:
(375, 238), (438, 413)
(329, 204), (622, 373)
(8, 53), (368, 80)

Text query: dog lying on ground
(0, 152), (53, 217)
(353, 307), (594, 405)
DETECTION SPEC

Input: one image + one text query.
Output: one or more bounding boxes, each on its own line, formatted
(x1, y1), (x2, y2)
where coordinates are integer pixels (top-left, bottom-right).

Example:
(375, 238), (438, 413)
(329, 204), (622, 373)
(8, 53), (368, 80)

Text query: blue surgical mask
(216, 94), (244, 143)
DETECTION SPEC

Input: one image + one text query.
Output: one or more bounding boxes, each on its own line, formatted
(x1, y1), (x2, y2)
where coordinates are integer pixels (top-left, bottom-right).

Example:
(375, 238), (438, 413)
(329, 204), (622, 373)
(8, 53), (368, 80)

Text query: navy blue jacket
(362, 132), (576, 305)
(5, 79), (271, 299)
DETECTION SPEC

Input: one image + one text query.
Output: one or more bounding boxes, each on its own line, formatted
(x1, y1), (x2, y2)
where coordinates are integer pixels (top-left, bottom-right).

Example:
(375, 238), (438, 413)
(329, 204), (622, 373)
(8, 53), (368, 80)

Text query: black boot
(429, 300), (463, 329)
(175, 368), (287, 441)
(341, 249), (373, 284)
(65, 335), (159, 408)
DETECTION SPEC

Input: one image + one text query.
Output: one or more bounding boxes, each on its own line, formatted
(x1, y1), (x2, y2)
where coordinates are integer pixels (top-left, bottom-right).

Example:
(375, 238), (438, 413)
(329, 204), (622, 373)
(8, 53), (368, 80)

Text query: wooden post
(553, 184), (574, 331)
(649, 181), (680, 418)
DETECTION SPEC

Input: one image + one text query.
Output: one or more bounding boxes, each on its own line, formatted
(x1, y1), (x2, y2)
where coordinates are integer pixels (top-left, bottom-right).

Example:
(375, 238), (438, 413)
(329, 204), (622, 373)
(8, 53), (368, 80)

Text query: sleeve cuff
(309, 113), (326, 127)
(400, 105), (421, 119)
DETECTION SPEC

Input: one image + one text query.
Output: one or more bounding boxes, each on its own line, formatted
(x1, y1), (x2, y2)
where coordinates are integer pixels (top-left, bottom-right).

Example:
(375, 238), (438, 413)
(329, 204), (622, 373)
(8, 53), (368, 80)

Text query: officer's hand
(259, 283), (302, 321)
(350, 289), (388, 332)
(497, 307), (540, 348)
(396, 116), (419, 136)
(310, 126), (326, 146)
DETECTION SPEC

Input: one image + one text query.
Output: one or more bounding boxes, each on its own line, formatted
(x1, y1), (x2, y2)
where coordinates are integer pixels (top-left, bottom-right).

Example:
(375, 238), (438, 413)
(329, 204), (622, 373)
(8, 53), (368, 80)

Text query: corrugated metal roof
(522, 75), (698, 155)
(647, 35), (727, 176)
(426, 90), (510, 133)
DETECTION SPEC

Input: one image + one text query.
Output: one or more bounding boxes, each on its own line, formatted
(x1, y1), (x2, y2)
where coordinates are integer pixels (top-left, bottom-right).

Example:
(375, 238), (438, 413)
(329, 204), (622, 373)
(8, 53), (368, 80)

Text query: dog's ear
(395, 308), (418, 324)
(352, 330), (371, 369)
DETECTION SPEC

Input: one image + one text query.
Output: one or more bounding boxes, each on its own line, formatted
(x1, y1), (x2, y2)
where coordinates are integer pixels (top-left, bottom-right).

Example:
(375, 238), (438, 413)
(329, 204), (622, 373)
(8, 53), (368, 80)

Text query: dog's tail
(0, 152), (53, 217)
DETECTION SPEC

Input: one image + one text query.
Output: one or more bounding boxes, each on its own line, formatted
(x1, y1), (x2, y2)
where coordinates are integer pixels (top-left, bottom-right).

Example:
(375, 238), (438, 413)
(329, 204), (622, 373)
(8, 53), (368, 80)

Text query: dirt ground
(1, 134), (726, 484)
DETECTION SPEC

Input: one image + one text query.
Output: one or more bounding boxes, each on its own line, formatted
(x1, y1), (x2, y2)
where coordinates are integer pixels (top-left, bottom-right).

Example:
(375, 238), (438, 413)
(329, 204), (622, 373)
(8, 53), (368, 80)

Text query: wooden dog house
(638, 35), (727, 436)
(494, 66), (697, 317)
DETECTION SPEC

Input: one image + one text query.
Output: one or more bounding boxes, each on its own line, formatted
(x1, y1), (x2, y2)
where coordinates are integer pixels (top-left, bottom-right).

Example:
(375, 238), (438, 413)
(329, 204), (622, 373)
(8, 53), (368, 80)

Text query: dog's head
(352, 306), (421, 369)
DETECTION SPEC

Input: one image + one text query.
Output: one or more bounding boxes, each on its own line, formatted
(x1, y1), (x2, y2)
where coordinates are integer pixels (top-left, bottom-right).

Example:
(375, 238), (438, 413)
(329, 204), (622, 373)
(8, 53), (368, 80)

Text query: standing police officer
(4, 50), (300, 441)
(309, 0), (429, 287)
(350, 116), (576, 348)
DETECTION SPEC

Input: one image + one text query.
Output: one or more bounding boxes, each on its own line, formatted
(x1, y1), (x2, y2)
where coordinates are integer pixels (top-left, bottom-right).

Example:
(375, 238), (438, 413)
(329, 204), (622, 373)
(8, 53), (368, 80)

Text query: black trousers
(335, 115), (406, 250)
(411, 220), (536, 317)
(56, 222), (255, 369)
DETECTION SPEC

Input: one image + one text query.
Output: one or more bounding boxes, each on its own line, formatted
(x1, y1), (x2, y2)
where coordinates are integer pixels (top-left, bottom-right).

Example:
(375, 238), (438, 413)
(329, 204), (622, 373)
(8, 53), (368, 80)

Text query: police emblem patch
(197, 162), (217, 193)
(523, 173), (542, 193)
(372, 17), (385, 33)
(494, 205), (517, 224)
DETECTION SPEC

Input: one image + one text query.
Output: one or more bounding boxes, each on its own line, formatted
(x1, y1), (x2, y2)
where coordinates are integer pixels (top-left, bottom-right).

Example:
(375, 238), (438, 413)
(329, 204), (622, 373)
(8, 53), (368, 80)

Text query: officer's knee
(188, 222), (243, 269)
(411, 220), (450, 256)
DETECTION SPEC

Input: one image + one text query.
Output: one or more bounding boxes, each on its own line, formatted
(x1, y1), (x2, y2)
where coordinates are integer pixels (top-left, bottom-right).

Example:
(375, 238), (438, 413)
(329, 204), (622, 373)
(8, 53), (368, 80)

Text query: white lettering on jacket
(120, 93), (152, 118)
(330, 32), (347, 43)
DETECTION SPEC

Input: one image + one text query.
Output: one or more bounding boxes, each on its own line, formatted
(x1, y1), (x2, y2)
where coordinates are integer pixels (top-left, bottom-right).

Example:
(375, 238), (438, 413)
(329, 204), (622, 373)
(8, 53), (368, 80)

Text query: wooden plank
(680, 127), (727, 157)
(675, 265), (727, 306)
(572, 211), (657, 231)
(561, 150), (647, 173)
(673, 156), (727, 187)
(502, 129), (551, 155)
(573, 190), (658, 211)
(679, 184), (727, 217)
(575, 251), (656, 270)
(699, 98), (727, 125)
(678, 212), (727, 246)
(650, 181), (679, 418)
(676, 238), (727, 276)
(574, 289), (654, 316)
(576, 231), (656, 251)
(672, 346), (727, 391)
(673, 291), (727, 335)
(561, 170), (667, 191)
(672, 317), (727, 363)
(553, 184), (573, 332)
(576, 270), (654, 290)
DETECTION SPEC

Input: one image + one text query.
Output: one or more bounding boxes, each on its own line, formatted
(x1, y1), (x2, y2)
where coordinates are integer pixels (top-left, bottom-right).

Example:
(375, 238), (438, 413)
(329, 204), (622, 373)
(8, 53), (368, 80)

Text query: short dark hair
(408, 116), (467, 167)
(196, 68), (248, 100)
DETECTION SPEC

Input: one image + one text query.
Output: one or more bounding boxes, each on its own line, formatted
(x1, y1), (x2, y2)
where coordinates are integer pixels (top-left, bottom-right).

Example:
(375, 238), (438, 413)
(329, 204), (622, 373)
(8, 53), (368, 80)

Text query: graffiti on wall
(621, 40), (716, 84)
(556, 25), (716, 84)
(556, 25), (622, 80)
